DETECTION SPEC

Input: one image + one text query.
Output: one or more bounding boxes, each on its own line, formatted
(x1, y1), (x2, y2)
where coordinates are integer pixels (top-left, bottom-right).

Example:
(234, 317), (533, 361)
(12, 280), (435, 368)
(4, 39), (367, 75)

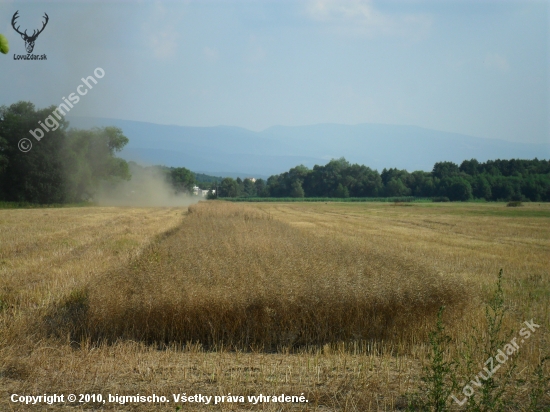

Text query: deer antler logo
(11, 10), (49, 54)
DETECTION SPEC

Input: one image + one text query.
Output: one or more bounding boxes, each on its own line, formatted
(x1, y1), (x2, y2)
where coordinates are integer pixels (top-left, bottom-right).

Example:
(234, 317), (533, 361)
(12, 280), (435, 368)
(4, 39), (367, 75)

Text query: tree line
(217, 157), (550, 201)
(2, 101), (549, 203)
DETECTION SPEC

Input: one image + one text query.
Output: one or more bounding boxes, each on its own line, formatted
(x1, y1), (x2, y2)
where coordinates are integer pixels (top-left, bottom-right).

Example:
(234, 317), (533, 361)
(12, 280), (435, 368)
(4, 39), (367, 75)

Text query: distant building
(193, 186), (215, 197)
(245, 177), (256, 183)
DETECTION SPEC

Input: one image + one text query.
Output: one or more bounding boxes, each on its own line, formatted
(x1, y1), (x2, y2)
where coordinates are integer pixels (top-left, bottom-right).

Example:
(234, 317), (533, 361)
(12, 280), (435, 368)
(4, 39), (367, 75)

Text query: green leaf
(0, 34), (9, 54)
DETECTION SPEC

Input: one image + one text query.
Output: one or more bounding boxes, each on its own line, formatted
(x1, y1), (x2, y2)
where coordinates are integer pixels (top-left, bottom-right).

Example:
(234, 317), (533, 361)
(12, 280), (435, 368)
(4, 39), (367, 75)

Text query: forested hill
(66, 116), (548, 177)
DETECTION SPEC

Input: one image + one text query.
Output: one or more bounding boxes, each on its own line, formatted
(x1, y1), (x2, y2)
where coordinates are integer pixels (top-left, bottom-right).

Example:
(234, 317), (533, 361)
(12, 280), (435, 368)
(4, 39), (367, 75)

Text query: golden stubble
(0, 201), (548, 411)
(75, 202), (468, 349)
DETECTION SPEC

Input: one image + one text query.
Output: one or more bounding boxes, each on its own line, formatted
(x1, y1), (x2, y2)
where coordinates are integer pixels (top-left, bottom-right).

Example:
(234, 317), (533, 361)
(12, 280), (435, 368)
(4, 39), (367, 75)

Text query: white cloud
(141, 1), (184, 59)
(483, 53), (510, 72)
(148, 28), (178, 59)
(203, 46), (219, 62)
(246, 35), (266, 64)
(306, 0), (432, 39)
(307, 0), (381, 22)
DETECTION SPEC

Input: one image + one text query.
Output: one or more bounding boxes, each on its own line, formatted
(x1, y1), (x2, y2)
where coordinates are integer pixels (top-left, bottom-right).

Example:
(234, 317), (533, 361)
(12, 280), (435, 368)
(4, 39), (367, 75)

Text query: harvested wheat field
(0, 201), (548, 411)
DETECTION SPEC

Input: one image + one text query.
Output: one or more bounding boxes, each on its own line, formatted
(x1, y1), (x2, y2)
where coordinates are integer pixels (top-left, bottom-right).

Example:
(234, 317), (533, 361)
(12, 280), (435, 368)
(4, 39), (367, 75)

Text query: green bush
(506, 201), (522, 207)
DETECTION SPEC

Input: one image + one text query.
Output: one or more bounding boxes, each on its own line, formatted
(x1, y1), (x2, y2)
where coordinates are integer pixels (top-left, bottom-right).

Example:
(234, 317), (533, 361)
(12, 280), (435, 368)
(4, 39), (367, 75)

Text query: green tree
(432, 161), (460, 179)
(265, 174), (285, 197)
(459, 159), (480, 176)
(381, 168), (410, 185)
(416, 175), (437, 197)
(448, 178), (472, 201)
(491, 177), (517, 201)
(219, 177), (238, 197)
(169, 167), (195, 193)
(472, 175), (492, 200)
(439, 177), (472, 201)
(0, 102), (130, 203)
(63, 127), (130, 201)
(243, 178), (257, 197)
(0, 101), (68, 203)
(235, 177), (244, 196)
(0, 134), (8, 192)
(346, 164), (382, 197)
(333, 183), (349, 198)
(290, 180), (305, 198)
(385, 178), (411, 197)
(304, 158), (348, 197)
(254, 178), (267, 197)
(521, 175), (548, 201)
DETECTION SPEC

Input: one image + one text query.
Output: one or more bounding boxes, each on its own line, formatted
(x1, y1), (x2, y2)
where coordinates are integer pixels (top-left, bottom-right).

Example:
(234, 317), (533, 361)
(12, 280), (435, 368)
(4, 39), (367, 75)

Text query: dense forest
(217, 157), (550, 201)
(0, 102), (131, 203)
(1, 101), (549, 204)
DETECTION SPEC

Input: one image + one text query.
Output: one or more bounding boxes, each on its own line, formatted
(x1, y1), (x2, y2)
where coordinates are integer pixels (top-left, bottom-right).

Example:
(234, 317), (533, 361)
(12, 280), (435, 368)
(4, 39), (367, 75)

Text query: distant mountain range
(67, 117), (549, 178)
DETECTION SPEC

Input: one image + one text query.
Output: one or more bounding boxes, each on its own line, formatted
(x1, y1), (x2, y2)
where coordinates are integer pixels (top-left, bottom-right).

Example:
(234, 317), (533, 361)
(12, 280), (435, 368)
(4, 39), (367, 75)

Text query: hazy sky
(0, 0), (548, 144)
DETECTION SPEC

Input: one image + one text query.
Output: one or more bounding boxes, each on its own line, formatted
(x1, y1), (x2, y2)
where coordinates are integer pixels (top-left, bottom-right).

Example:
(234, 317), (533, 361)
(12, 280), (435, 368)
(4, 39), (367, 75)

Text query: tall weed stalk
(412, 270), (546, 411)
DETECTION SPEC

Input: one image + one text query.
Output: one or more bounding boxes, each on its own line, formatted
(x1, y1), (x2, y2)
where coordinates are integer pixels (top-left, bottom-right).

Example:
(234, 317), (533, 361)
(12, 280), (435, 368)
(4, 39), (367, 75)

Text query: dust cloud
(95, 162), (200, 207)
